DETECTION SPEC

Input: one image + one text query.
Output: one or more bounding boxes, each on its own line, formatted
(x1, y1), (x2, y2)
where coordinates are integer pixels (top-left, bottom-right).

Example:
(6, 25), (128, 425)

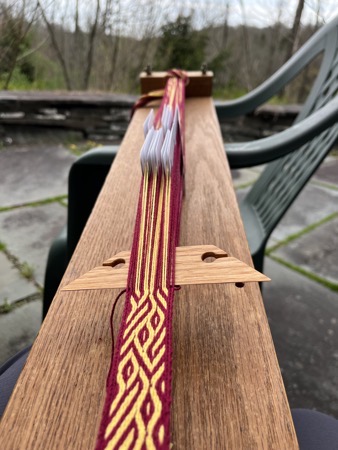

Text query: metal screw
(145, 64), (152, 75)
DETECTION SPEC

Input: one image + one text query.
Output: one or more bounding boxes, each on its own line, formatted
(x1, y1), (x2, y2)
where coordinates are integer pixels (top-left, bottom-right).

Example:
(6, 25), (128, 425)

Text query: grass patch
(213, 87), (289, 104)
(0, 293), (42, 315)
(269, 254), (338, 292)
(67, 140), (101, 156)
(0, 247), (41, 289)
(0, 195), (68, 213)
(0, 241), (7, 252)
(213, 86), (248, 100)
(311, 180), (338, 192)
(20, 261), (35, 280)
(0, 298), (11, 314)
(234, 180), (256, 191)
(266, 212), (338, 254)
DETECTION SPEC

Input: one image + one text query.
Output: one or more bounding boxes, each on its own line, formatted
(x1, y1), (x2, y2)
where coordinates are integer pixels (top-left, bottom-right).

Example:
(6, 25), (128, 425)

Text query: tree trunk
(284, 0), (305, 63)
(238, 0), (253, 91)
(37, 0), (72, 90)
(221, 1), (230, 49)
(83, 0), (100, 90)
(2, 1), (40, 89)
(108, 35), (120, 90)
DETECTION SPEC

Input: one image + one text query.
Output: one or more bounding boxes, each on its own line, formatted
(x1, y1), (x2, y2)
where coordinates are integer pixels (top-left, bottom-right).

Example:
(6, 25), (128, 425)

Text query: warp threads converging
(95, 74), (186, 450)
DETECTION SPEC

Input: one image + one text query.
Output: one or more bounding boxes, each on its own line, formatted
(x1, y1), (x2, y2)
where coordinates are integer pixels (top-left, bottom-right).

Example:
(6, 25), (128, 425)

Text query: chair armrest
(68, 145), (119, 257)
(226, 96), (338, 168)
(73, 145), (119, 166)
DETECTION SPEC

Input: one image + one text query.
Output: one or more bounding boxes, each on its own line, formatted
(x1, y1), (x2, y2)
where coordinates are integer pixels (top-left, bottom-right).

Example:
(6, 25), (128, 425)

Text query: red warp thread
(95, 75), (185, 450)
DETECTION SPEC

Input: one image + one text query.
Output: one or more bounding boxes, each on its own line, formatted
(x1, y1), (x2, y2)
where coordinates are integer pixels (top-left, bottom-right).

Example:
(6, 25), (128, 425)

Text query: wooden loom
(0, 71), (299, 449)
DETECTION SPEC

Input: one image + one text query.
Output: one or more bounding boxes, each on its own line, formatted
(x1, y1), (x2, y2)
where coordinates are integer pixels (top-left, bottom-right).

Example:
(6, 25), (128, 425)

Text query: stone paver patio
(0, 135), (337, 418)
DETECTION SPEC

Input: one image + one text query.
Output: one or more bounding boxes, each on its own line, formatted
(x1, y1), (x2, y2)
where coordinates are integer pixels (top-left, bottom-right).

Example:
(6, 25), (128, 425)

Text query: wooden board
(140, 71), (213, 97)
(0, 98), (298, 449)
(61, 245), (270, 291)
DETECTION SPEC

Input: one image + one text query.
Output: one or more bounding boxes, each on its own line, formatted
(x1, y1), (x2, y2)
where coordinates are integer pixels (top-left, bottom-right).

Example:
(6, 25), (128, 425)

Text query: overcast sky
(40, 0), (337, 36)
(116, 0), (337, 33)
(184, 0), (337, 28)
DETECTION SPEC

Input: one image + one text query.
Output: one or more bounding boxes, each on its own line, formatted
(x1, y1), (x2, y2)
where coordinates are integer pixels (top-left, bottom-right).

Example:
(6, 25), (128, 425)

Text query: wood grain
(0, 98), (298, 449)
(62, 244), (270, 291)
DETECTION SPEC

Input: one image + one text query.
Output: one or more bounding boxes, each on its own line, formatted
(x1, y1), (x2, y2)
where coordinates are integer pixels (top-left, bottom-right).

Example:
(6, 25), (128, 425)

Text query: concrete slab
(234, 184), (333, 250)
(0, 300), (41, 366)
(273, 216), (338, 285)
(313, 156), (338, 187)
(264, 258), (338, 416)
(231, 168), (258, 189)
(0, 253), (37, 306)
(2, 127), (83, 146)
(249, 164), (266, 174)
(0, 203), (67, 285)
(270, 183), (338, 242)
(234, 159), (338, 243)
(0, 144), (76, 207)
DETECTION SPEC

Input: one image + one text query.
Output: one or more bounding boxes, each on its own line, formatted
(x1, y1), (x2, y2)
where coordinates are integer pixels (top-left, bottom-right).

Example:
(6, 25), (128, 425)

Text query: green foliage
(208, 49), (229, 73)
(67, 140), (101, 156)
(30, 53), (65, 90)
(0, 55), (65, 90)
(0, 195), (68, 212)
(0, 6), (321, 103)
(208, 48), (230, 90)
(155, 15), (208, 70)
(0, 6), (36, 87)
(0, 10), (22, 73)
(213, 84), (247, 100)
(0, 66), (32, 90)
(0, 298), (12, 314)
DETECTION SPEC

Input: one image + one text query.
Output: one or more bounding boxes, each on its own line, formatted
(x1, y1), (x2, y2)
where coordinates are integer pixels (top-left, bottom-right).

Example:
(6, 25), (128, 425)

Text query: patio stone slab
(263, 257), (338, 416)
(231, 168), (258, 189)
(313, 156), (338, 187)
(0, 300), (41, 366)
(234, 183), (338, 250)
(273, 216), (338, 285)
(0, 144), (76, 207)
(270, 183), (338, 242)
(0, 203), (67, 285)
(0, 253), (37, 306)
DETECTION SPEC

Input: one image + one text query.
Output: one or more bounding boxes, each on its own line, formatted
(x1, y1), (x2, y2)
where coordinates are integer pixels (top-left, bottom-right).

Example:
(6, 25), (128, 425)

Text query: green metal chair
(43, 146), (118, 316)
(216, 16), (338, 272)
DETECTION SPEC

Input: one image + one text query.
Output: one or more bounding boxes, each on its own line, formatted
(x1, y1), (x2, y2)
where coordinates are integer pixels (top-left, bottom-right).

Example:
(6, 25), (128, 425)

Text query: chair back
(245, 17), (338, 241)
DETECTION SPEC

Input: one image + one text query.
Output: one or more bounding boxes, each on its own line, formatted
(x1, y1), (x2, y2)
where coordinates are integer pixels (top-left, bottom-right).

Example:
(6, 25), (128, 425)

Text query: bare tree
(284, 0), (305, 63)
(265, 0), (285, 78)
(1, 1), (39, 89)
(103, 0), (121, 90)
(37, 0), (72, 90)
(83, 0), (100, 89)
(238, 0), (254, 91)
(221, 1), (230, 50)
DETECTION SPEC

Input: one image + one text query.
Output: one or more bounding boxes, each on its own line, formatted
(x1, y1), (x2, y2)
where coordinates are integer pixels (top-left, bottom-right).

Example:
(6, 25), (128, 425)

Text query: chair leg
(43, 227), (68, 318)
(67, 146), (118, 258)
(251, 246), (265, 274)
(251, 245), (267, 292)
